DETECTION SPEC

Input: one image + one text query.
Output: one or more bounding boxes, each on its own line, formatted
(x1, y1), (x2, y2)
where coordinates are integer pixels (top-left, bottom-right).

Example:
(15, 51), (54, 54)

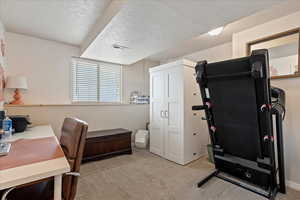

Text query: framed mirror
(247, 28), (300, 79)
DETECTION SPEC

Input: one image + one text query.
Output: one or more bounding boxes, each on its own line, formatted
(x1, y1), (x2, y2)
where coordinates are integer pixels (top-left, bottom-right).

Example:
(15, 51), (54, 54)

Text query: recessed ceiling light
(112, 44), (129, 50)
(208, 27), (224, 36)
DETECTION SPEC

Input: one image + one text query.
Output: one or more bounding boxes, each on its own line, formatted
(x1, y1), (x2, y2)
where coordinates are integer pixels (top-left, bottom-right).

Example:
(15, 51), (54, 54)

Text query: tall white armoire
(149, 59), (208, 165)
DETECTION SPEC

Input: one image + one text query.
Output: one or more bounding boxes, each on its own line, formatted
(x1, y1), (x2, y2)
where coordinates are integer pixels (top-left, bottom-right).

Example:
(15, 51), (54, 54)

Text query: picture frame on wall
(247, 28), (300, 79)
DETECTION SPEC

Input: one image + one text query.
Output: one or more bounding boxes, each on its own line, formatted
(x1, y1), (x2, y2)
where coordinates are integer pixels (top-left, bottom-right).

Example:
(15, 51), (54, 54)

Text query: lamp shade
(6, 76), (28, 89)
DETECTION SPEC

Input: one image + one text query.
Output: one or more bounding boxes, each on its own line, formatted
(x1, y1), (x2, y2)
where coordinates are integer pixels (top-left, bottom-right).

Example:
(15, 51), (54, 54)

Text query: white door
(164, 67), (182, 163)
(150, 71), (165, 156)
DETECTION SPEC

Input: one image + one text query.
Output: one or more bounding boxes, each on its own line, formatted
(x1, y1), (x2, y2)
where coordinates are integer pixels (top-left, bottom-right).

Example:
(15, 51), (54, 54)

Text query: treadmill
(193, 49), (286, 200)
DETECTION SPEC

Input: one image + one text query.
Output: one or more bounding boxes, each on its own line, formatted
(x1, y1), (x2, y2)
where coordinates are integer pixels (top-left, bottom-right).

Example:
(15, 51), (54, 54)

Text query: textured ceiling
(0, 0), (112, 45)
(149, 0), (300, 62)
(0, 0), (291, 64)
(82, 0), (285, 65)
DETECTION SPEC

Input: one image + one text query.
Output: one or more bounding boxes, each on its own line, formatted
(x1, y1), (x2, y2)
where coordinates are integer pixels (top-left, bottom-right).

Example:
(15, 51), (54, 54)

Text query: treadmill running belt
(208, 77), (260, 161)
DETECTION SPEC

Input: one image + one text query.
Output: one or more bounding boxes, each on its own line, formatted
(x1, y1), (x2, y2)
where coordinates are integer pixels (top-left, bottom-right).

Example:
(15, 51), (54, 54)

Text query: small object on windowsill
(129, 91), (149, 104)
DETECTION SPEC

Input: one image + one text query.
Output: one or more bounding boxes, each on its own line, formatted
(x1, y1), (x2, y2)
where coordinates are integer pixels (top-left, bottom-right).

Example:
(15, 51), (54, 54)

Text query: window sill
(5, 103), (149, 107)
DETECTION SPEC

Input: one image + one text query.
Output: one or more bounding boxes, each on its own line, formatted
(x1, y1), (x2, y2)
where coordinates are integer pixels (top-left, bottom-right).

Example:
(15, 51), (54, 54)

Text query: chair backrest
(60, 117), (88, 200)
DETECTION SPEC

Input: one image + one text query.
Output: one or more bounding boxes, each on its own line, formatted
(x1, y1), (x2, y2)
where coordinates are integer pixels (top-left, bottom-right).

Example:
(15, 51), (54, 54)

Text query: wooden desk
(0, 125), (70, 200)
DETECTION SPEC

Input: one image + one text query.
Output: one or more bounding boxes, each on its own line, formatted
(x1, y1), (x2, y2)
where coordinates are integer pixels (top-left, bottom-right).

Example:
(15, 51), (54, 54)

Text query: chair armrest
(1, 187), (16, 200)
(65, 172), (80, 177)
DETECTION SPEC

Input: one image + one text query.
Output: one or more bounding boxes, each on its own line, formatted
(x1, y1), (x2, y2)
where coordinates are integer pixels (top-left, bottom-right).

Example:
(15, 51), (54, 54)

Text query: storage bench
(82, 128), (132, 162)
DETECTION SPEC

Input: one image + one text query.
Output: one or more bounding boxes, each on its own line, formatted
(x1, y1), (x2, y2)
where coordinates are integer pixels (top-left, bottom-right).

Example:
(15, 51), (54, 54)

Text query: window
(71, 58), (122, 103)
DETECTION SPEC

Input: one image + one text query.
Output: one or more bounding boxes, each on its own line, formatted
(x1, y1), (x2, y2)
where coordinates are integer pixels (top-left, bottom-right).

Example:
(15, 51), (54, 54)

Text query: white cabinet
(149, 59), (208, 165)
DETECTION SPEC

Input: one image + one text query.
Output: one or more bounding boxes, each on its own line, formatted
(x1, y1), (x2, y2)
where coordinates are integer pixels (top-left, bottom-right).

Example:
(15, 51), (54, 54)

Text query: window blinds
(99, 63), (121, 102)
(72, 58), (121, 102)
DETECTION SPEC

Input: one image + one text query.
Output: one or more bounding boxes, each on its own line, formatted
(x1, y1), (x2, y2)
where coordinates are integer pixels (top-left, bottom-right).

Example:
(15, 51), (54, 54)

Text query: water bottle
(3, 116), (12, 139)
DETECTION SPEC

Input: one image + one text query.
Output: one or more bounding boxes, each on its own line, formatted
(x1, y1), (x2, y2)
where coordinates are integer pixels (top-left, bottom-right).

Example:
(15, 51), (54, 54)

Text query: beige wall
(0, 20), (3, 38)
(5, 32), (155, 137)
(184, 42), (232, 63)
(5, 32), (159, 105)
(233, 11), (300, 58)
(233, 10), (300, 189)
(5, 32), (80, 104)
(123, 59), (159, 103)
(6, 104), (149, 137)
(161, 42), (232, 64)
(0, 20), (4, 68)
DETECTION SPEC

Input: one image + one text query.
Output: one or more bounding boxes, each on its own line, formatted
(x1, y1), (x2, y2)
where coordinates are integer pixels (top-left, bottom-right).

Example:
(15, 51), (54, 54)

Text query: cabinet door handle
(160, 110), (165, 118)
(164, 110), (169, 118)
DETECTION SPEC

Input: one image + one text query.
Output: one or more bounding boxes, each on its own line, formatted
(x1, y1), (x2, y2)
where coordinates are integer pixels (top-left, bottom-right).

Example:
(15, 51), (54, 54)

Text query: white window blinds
(72, 58), (122, 103)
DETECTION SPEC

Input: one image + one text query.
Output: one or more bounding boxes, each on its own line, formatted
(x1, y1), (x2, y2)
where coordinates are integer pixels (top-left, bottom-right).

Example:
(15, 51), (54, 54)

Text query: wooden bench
(82, 128), (132, 162)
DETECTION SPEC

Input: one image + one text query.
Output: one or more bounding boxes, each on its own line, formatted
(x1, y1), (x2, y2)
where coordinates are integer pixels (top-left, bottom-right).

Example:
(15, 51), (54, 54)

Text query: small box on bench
(82, 128), (132, 163)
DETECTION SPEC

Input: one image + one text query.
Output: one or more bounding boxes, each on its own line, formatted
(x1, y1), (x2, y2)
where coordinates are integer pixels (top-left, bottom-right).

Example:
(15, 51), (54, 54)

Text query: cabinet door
(164, 67), (182, 163)
(150, 71), (165, 156)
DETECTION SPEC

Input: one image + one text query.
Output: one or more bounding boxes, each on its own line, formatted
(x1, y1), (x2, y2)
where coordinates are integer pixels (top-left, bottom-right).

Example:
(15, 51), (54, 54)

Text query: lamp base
(9, 89), (24, 105)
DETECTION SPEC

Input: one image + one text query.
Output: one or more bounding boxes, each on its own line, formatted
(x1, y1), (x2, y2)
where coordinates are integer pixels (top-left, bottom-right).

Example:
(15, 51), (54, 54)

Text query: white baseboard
(287, 180), (300, 191)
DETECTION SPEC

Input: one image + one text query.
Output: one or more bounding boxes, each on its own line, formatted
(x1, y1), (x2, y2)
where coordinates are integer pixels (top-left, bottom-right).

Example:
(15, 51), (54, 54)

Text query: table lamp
(6, 76), (28, 105)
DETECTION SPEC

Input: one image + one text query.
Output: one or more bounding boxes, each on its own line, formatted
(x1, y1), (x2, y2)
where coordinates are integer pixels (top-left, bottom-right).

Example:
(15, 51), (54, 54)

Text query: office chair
(1, 117), (88, 200)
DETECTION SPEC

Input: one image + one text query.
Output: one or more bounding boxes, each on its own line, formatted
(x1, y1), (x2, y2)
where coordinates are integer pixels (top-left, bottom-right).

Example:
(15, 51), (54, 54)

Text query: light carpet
(76, 149), (300, 200)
